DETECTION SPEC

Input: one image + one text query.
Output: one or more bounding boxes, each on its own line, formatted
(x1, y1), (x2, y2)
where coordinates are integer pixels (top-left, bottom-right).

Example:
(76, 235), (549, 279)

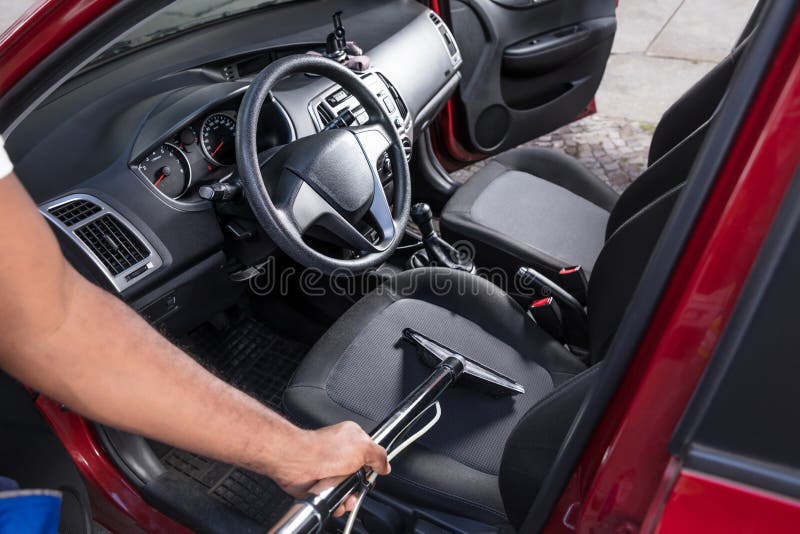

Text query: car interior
(0, 0), (767, 532)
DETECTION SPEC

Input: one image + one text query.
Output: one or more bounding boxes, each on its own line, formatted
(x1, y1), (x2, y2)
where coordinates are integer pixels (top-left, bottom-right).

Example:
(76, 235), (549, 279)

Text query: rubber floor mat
(152, 316), (309, 528)
(183, 315), (308, 412)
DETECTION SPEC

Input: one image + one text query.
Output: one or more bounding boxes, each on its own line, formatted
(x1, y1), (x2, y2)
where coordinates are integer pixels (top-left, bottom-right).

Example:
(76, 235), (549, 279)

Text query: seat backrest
(582, 37), (756, 361)
(589, 184), (684, 361)
(498, 12), (766, 527)
(604, 36), (751, 241)
(648, 32), (753, 166)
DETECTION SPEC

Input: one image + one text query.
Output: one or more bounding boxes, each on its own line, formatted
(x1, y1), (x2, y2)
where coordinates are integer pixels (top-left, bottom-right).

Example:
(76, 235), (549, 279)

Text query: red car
(1, 0), (798, 532)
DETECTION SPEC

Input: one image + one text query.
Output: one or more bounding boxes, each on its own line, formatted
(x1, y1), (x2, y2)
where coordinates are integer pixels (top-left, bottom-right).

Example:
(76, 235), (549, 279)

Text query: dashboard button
(383, 96), (396, 113)
(326, 89), (349, 106)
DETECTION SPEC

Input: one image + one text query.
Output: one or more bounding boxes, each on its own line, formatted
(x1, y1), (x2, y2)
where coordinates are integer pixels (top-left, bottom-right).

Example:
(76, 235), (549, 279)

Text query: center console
(308, 71), (413, 155)
(307, 70), (413, 203)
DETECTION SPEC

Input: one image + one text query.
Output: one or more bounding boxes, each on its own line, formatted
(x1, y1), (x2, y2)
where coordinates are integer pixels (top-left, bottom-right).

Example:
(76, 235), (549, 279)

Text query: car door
(440, 0), (617, 157)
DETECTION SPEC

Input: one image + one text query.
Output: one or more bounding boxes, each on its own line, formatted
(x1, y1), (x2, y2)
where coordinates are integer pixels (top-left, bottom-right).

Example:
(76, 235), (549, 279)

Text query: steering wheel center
(283, 129), (375, 223)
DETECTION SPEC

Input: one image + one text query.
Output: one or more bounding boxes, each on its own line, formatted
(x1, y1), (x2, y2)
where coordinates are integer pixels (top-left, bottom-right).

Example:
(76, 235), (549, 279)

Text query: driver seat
(283, 167), (682, 527)
(283, 30), (752, 528)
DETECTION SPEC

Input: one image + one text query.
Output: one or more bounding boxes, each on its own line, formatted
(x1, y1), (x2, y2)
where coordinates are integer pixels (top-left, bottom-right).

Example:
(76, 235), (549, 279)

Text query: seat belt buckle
(527, 297), (564, 341)
(558, 265), (588, 305)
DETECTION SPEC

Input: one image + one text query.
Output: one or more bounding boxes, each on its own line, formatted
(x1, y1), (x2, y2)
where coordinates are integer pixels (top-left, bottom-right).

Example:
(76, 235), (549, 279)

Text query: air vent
(317, 103), (334, 126)
(401, 137), (413, 161)
(75, 214), (149, 276)
(41, 194), (162, 292)
(48, 199), (102, 227)
(377, 73), (409, 120)
(428, 10), (460, 64)
(221, 64), (237, 81)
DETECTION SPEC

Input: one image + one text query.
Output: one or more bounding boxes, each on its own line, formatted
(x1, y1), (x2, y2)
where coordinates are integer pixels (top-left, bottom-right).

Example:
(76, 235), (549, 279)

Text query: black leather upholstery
(647, 42), (743, 165)
(499, 364), (601, 525)
(284, 178), (683, 527)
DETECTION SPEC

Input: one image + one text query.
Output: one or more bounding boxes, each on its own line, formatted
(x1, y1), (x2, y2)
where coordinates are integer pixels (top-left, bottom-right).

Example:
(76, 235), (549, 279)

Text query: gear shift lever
(410, 203), (474, 272)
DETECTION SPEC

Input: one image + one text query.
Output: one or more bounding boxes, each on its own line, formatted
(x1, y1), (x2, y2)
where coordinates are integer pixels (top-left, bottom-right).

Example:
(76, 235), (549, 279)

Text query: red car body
(2, 1), (800, 532)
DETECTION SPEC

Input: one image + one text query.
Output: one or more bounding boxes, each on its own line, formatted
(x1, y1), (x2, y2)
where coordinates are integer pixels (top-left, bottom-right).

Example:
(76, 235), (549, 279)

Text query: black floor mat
(185, 315), (308, 412)
(152, 316), (309, 529)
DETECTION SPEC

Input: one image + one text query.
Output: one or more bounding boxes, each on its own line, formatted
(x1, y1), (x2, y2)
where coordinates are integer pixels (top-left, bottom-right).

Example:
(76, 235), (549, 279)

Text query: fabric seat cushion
(283, 268), (586, 524)
(442, 149), (615, 278)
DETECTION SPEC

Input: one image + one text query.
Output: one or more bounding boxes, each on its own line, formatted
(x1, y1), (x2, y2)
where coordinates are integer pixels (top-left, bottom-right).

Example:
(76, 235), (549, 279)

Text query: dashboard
(131, 94), (295, 203)
(6, 0), (461, 327)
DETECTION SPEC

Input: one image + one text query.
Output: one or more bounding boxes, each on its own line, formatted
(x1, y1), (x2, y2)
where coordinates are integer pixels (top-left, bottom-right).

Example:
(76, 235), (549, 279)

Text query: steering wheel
(236, 55), (411, 275)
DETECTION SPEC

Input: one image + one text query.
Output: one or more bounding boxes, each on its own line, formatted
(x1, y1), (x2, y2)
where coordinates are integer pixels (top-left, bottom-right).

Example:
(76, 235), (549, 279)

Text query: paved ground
(454, 0), (756, 190)
(450, 114), (653, 193)
(0, 0), (754, 191)
(598, 0), (756, 123)
(0, 0), (33, 34)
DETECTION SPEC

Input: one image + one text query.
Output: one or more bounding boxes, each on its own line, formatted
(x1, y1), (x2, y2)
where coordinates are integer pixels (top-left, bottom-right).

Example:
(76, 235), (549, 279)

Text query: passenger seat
(440, 40), (746, 281)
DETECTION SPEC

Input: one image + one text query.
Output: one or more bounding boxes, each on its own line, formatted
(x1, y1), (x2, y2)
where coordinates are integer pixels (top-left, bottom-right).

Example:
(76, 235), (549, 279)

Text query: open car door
(439, 0), (617, 158)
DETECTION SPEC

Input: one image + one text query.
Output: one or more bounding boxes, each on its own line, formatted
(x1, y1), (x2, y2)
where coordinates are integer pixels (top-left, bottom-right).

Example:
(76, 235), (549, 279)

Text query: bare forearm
(0, 174), (388, 501)
(1, 263), (310, 482)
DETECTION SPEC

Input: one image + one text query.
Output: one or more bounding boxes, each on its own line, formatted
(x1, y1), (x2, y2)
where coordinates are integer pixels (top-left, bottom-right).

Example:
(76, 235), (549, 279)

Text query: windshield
(93, 0), (298, 64)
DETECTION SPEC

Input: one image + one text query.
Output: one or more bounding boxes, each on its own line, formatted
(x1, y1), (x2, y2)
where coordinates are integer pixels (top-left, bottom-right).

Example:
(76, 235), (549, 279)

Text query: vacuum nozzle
(403, 329), (525, 397)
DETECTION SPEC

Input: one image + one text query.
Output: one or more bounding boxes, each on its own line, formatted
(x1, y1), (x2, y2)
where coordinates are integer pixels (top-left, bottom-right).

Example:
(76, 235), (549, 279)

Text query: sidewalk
(597, 0), (756, 122)
(0, 0), (32, 34)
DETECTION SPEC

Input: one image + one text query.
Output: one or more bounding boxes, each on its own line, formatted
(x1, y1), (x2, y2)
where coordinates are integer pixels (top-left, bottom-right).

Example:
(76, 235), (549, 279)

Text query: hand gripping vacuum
(269, 329), (525, 534)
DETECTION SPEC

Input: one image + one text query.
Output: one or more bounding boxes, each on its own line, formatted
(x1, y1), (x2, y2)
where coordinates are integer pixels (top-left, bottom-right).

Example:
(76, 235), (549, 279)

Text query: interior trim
(40, 193), (163, 292)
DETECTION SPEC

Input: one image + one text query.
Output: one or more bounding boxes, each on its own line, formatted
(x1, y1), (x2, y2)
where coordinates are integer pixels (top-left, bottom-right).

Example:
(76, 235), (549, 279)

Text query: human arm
(0, 141), (388, 508)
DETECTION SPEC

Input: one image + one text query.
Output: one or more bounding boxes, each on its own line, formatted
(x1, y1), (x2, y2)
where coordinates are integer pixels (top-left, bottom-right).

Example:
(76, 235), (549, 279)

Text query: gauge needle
(211, 140), (224, 157)
(154, 173), (166, 187)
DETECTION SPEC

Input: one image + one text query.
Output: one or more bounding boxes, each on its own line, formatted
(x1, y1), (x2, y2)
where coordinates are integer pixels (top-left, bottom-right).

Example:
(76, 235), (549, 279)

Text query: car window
(93, 0), (299, 64)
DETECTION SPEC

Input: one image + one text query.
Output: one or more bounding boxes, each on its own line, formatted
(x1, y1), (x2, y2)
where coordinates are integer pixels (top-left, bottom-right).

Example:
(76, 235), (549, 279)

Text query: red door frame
(2, 1), (800, 533)
(545, 6), (800, 533)
(0, 0), (124, 96)
(650, 470), (800, 534)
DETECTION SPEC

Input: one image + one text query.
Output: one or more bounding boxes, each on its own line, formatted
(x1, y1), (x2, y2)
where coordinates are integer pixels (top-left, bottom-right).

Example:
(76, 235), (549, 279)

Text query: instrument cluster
(134, 99), (293, 202)
(136, 109), (239, 201)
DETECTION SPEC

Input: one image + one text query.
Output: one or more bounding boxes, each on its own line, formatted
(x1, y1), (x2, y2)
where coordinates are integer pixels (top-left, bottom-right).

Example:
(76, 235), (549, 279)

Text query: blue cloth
(0, 484), (61, 534)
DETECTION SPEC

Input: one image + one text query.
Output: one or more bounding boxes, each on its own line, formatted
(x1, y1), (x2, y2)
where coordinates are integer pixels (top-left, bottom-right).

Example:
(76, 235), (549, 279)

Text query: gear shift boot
(409, 203), (475, 272)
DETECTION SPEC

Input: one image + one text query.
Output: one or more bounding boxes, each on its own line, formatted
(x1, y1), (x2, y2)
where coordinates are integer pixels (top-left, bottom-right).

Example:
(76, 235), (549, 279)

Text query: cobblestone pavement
(450, 114), (654, 193)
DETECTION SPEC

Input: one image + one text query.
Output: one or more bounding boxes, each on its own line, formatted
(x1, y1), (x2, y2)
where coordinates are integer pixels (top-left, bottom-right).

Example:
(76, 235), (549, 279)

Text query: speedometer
(138, 143), (191, 199)
(200, 112), (237, 166)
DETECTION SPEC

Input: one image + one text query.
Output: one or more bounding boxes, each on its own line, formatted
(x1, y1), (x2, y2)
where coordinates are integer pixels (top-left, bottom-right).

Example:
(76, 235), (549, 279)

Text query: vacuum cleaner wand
(269, 329), (525, 534)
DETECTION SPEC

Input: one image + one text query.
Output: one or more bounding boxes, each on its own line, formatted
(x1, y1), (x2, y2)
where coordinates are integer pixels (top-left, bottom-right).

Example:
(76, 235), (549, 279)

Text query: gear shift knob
(411, 203), (436, 238)
(408, 202), (475, 273)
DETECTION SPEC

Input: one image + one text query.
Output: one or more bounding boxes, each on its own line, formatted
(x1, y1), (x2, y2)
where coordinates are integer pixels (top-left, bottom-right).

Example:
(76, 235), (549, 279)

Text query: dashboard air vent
(221, 64), (237, 81)
(316, 103), (334, 126)
(401, 137), (413, 161)
(428, 10), (460, 63)
(75, 214), (149, 276)
(377, 73), (409, 120)
(48, 199), (102, 227)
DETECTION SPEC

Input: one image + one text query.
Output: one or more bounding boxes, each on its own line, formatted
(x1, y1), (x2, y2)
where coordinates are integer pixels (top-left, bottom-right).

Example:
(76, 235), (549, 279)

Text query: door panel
(448, 0), (616, 154)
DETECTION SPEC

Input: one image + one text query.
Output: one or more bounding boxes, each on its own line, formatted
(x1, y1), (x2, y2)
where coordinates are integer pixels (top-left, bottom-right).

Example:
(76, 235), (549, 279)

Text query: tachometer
(201, 112), (237, 166)
(138, 143), (192, 199)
